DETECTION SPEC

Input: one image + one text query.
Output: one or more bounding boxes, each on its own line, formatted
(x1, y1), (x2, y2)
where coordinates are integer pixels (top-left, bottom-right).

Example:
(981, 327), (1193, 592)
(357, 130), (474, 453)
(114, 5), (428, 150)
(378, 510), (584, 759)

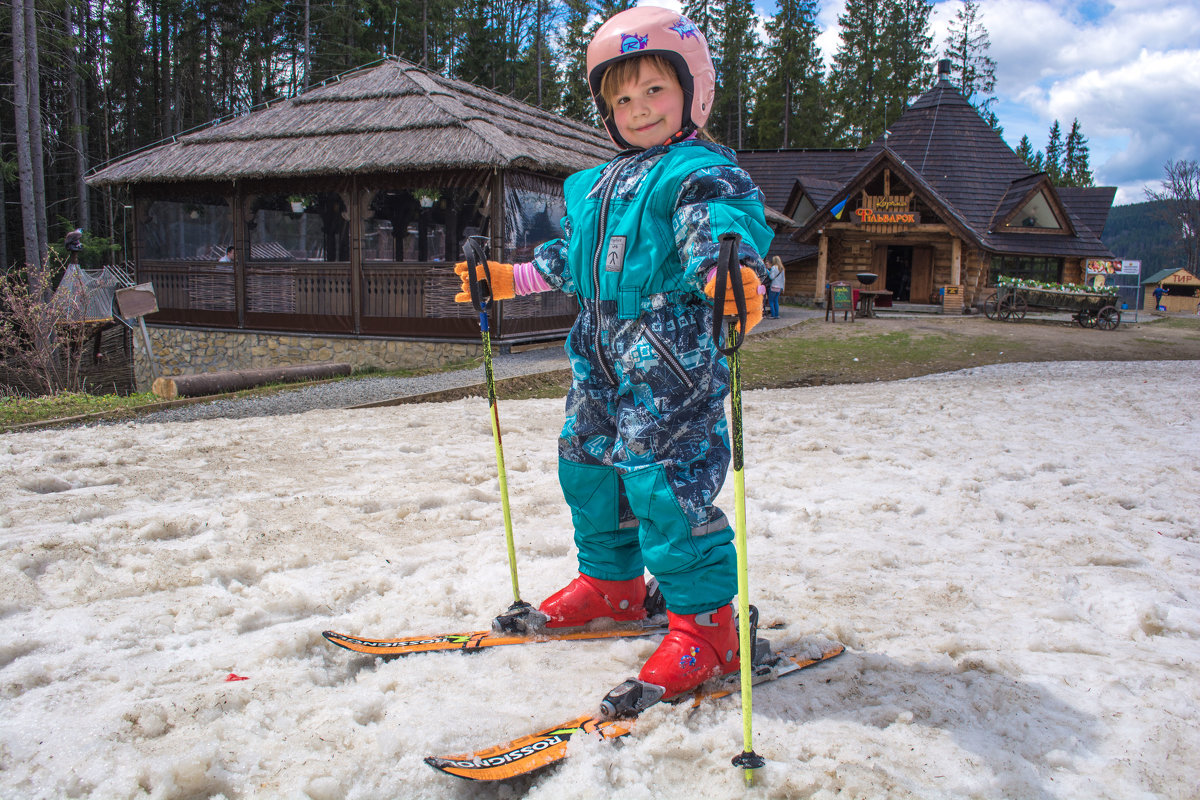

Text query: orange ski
(425, 642), (845, 781)
(322, 622), (667, 658)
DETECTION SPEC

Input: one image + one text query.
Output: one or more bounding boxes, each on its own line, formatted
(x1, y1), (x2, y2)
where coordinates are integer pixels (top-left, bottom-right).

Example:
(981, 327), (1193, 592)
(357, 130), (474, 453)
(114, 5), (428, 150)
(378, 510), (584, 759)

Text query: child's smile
(611, 62), (685, 149)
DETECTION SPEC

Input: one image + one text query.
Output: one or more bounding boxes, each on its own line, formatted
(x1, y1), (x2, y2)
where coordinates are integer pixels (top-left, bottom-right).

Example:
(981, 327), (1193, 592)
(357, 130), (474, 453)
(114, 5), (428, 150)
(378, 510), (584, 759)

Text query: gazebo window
(363, 185), (490, 263)
(139, 197), (232, 260)
(504, 172), (566, 262)
(247, 192), (350, 261)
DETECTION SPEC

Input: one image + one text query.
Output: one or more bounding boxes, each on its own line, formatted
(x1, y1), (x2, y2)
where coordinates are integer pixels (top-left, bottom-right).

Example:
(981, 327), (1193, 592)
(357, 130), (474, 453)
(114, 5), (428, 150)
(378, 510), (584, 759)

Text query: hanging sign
(855, 195), (920, 232)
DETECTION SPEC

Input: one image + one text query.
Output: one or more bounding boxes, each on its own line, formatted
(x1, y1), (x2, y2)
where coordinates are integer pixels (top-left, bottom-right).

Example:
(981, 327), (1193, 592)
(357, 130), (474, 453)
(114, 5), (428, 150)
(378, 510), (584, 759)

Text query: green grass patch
(739, 328), (1013, 388)
(0, 391), (159, 428)
(1, 357), (483, 430)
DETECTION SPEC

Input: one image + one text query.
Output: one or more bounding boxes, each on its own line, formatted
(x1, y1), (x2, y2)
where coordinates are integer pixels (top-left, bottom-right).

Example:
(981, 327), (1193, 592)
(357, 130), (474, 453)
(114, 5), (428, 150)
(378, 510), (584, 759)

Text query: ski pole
(462, 237), (531, 618)
(712, 232), (765, 786)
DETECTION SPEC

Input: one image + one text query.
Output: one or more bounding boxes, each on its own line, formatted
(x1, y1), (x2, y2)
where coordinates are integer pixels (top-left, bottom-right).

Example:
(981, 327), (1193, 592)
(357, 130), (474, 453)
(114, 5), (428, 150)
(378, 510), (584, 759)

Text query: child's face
(610, 61), (685, 149)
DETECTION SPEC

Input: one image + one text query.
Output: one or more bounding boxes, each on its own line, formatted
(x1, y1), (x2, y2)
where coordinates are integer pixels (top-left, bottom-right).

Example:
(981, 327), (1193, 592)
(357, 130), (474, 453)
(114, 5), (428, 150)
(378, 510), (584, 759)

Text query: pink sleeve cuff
(513, 261), (552, 295)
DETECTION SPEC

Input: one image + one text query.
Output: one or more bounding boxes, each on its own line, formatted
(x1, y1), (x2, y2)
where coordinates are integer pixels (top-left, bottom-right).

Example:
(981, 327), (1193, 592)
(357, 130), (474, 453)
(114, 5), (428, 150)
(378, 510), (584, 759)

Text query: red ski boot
(636, 604), (739, 699)
(538, 574), (648, 629)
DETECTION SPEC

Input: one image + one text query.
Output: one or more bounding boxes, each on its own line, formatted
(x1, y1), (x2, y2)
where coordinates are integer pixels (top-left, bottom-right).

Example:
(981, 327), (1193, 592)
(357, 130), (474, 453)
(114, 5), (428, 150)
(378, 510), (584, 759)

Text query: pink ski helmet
(586, 6), (715, 148)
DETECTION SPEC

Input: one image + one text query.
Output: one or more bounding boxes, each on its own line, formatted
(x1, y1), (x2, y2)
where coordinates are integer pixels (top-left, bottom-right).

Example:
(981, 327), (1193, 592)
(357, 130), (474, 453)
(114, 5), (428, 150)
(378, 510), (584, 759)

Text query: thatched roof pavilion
(89, 58), (615, 186)
(86, 58), (617, 351)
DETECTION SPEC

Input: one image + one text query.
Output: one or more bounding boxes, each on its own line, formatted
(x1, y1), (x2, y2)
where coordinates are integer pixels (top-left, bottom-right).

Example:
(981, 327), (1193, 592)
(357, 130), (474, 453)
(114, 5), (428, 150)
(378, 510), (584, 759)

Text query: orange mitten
(704, 266), (765, 333)
(453, 260), (516, 303)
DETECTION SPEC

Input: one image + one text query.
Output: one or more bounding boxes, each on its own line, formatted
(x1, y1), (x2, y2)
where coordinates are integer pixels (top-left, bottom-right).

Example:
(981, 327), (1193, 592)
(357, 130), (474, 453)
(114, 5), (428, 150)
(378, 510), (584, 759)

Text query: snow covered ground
(1, 360), (1197, 800)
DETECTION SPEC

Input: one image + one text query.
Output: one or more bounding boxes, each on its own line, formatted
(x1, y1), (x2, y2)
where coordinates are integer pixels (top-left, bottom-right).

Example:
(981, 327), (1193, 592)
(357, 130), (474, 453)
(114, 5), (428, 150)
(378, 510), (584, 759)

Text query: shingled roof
(740, 78), (1115, 260)
(88, 58), (617, 188)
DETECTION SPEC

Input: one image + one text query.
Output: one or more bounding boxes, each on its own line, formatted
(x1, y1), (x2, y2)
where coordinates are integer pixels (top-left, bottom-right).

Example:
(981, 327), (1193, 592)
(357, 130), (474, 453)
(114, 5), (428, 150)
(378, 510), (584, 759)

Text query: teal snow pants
(557, 298), (736, 616)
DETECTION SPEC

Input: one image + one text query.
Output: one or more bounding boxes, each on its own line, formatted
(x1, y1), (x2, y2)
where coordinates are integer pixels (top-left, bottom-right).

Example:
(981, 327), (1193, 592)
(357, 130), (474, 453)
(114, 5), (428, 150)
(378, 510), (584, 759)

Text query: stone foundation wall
(132, 326), (480, 391)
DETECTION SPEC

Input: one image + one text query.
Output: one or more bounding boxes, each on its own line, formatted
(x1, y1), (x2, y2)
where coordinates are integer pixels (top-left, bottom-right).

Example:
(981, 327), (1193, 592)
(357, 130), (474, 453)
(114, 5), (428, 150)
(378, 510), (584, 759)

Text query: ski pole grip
(713, 233), (746, 355)
(462, 236), (493, 313)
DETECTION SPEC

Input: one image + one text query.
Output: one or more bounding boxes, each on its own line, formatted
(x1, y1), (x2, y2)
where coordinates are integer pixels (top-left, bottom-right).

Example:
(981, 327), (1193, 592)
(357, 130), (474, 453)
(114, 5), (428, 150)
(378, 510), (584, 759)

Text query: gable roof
(88, 58), (617, 187)
(1142, 268), (1200, 286)
(737, 150), (861, 211)
(1057, 186), (1119, 238)
(742, 79), (1115, 260)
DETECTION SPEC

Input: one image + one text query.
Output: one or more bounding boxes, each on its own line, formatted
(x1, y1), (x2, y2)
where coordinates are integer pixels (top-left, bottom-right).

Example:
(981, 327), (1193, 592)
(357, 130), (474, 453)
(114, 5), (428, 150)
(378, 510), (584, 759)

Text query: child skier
(454, 6), (773, 700)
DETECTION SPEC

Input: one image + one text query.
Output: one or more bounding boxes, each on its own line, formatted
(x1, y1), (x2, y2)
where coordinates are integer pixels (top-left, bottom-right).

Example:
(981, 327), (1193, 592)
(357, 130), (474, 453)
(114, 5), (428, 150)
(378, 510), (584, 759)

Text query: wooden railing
(138, 260), (575, 340)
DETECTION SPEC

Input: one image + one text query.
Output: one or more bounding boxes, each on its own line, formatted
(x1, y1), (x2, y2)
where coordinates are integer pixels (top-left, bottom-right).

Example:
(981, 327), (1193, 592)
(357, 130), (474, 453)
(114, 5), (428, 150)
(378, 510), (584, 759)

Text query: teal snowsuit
(531, 140), (773, 614)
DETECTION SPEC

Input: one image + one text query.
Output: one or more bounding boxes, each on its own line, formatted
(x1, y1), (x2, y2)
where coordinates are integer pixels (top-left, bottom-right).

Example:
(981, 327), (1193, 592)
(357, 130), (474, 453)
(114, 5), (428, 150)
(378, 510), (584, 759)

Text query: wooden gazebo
(88, 58), (616, 351)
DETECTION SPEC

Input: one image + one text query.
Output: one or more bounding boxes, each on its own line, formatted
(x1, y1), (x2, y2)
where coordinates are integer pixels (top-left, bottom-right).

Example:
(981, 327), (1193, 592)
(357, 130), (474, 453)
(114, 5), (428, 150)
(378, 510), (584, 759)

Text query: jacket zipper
(641, 325), (695, 391)
(591, 155), (634, 386)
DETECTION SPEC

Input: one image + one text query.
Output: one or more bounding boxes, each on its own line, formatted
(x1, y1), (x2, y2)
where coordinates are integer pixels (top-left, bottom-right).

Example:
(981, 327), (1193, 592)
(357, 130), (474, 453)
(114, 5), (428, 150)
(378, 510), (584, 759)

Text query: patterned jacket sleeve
(530, 215), (576, 294)
(672, 164), (771, 292)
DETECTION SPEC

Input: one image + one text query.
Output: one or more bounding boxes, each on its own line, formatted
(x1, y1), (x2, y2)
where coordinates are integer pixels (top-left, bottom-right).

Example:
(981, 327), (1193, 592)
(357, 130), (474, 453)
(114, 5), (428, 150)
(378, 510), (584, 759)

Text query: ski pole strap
(463, 236), (493, 314)
(712, 233), (746, 355)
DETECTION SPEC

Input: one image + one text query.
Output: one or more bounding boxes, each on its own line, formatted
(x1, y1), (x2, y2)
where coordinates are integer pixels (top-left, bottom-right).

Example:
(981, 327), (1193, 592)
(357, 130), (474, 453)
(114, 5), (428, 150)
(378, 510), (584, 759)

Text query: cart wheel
(983, 293), (999, 320)
(1073, 311), (1089, 328)
(1011, 296), (1028, 320)
(1097, 305), (1121, 331)
(999, 296), (1026, 321)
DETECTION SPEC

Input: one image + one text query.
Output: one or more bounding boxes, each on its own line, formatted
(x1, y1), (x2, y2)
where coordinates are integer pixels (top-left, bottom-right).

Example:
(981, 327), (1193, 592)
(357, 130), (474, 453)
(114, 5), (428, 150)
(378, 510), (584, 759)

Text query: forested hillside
(1103, 200), (1187, 277)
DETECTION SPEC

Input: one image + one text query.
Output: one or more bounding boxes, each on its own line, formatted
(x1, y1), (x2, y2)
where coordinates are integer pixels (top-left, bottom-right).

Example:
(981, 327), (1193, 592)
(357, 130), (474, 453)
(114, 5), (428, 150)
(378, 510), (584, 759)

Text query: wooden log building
(738, 61), (1118, 310)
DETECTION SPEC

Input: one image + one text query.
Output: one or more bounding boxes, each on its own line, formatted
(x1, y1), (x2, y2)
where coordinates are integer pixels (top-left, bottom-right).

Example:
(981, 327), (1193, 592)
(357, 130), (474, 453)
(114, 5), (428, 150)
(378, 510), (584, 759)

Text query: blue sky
(645, 0), (1200, 205)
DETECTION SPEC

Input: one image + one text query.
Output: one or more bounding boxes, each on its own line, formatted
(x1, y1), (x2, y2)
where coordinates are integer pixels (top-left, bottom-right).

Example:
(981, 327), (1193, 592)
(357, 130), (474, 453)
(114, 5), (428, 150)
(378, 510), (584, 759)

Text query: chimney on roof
(937, 59), (952, 84)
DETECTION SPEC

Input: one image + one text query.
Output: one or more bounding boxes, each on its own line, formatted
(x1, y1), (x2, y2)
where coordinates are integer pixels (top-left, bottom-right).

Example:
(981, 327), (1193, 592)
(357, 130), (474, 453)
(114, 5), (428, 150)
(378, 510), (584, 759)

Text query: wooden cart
(983, 284), (1122, 331)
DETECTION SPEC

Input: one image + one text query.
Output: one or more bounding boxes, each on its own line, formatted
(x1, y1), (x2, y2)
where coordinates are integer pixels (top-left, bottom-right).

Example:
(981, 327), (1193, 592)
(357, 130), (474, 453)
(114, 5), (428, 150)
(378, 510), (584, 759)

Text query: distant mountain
(1102, 200), (1187, 278)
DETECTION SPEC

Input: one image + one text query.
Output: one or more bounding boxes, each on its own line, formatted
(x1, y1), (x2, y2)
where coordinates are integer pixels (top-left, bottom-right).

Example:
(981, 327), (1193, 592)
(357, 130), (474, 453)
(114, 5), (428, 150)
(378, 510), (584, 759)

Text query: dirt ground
(502, 312), (1200, 399)
(750, 311), (1200, 387)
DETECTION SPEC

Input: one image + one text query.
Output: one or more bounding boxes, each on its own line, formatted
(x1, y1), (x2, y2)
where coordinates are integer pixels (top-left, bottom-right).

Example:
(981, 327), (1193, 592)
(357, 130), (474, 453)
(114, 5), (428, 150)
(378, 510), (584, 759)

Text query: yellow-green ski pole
(463, 238), (530, 618)
(713, 233), (765, 786)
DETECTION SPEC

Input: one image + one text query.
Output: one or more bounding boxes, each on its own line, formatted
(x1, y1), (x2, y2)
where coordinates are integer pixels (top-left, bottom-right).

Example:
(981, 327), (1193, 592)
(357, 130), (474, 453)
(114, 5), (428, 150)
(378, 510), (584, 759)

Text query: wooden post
(490, 168), (504, 338)
(232, 184), (247, 328)
(951, 237), (962, 286)
(350, 175), (362, 335)
(815, 233), (829, 304)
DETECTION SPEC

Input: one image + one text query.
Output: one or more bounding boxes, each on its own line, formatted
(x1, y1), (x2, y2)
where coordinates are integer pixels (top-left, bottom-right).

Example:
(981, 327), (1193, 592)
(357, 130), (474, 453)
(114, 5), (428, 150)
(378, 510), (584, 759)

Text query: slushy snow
(1, 360), (1197, 799)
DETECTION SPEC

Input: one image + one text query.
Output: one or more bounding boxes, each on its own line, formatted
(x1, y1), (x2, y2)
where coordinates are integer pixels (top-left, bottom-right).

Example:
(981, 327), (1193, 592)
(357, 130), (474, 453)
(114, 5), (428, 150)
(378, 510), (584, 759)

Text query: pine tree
(829, 0), (934, 146)
(711, 0), (758, 147)
(828, 0), (885, 145)
(750, 0), (828, 148)
(557, 0), (596, 123)
(879, 0), (933, 132)
(1063, 117), (1093, 187)
(683, 0), (726, 58)
(1015, 135), (1037, 170)
(1044, 120), (1063, 184)
(942, 0), (995, 104)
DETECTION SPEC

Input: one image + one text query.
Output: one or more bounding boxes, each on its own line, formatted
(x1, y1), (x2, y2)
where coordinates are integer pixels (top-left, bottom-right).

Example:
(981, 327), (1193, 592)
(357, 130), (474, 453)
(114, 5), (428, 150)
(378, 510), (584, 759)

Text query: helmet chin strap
(663, 121), (697, 146)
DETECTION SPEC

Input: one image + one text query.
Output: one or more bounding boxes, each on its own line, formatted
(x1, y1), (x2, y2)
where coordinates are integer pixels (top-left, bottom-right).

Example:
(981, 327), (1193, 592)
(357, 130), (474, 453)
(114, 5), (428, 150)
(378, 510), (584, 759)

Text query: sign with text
(856, 195), (920, 229)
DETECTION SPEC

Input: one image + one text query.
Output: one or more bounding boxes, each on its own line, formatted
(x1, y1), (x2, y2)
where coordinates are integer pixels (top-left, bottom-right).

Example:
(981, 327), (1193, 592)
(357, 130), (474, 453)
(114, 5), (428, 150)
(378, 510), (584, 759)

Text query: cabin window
(1005, 191), (1064, 230)
(138, 197), (232, 260)
(246, 192), (350, 261)
(988, 256), (1063, 285)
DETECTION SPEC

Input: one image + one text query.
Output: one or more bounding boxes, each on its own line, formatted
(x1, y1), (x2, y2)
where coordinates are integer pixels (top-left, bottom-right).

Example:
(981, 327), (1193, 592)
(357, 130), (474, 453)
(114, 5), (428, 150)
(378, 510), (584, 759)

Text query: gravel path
(127, 346), (569, 425)
(87, 308), (816, 427)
